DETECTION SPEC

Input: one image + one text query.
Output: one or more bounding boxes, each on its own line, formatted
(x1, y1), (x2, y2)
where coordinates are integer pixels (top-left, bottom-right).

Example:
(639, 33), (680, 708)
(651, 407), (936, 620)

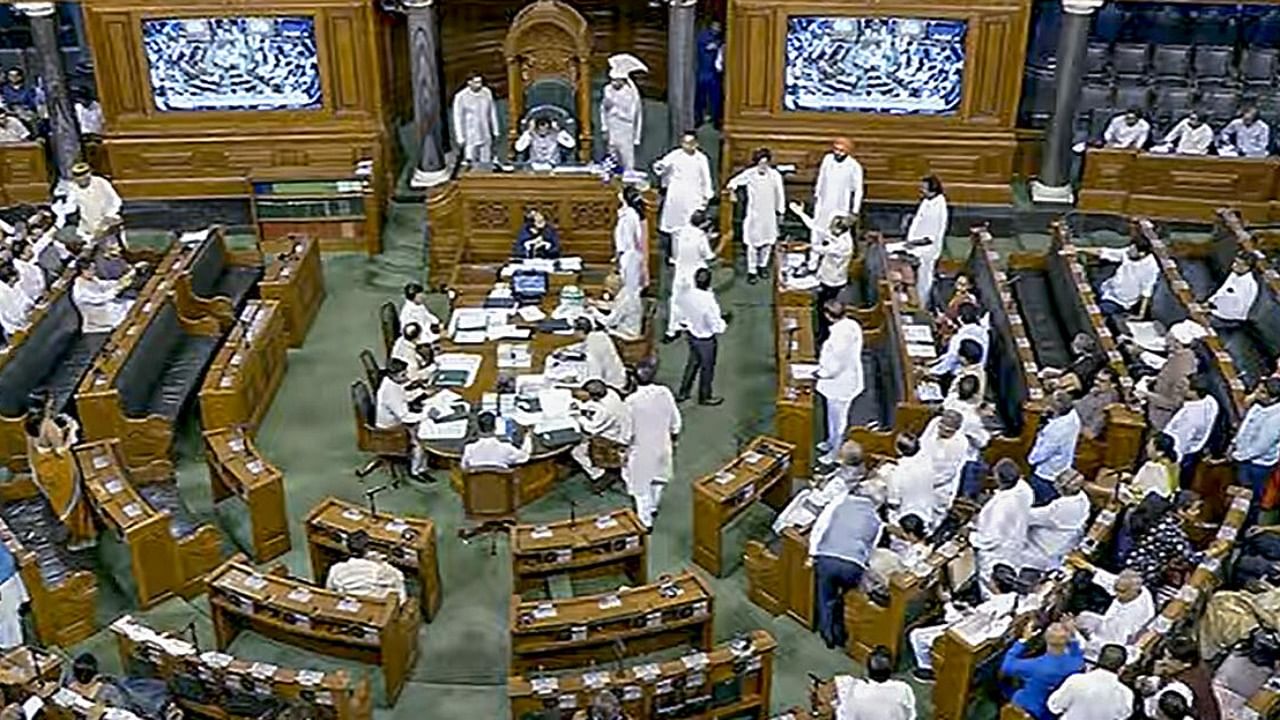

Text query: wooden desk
(775, 305), (816, 476)
(773, 242), (817, 310)
(508, 631), (775, 720)
(509, 570), (714, 673)
(1080, 148), (1279, 222)
(510, 509), (647, 596)
(692, 436), (794, 576)
(203, 428), (290, 562)
(199, 300), (288, 434)
(745, 527), (814, 628)
(112, 614), (372, 720)
(0, 513), (95, 647)
(259, 235), (326, 348)
(75, 439), (223, 607)
(304, 496), (442, 622)
(207, 558), (420, 704)
(0, 141), (50, 205)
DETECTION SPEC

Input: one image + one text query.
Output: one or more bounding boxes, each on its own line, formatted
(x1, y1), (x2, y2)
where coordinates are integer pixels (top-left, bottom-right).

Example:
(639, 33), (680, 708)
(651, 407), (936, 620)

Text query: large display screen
(142, 16), (322, 112)
(784, 16), (967, 115)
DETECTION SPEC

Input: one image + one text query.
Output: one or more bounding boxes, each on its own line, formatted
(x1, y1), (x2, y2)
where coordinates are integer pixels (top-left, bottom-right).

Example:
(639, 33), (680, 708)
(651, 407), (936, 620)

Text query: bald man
(1069, 558), (1155, 661)
(773, 440), (866, 533)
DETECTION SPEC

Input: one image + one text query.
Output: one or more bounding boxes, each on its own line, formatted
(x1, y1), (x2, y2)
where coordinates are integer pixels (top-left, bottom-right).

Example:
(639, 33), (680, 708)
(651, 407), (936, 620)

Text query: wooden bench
(1079, 147), (1278, 222)
(111, 614), (373, 720)
(75, 439), (223, 608)
(172, 226), (264, 331)
(207, 557), (420, 705)
(510, 508), (648, 597)
(692, 436), (794, 576)
(198, 300), (288, 434)
(508, 630), (776, 720)
(305, 496), (442, 622)
(259, 234), (325, 348)
(0, 508), (95, 646)
(203, 427), (290, 563)
(509, 569), (714, 673)
(744, 525), (813, 627)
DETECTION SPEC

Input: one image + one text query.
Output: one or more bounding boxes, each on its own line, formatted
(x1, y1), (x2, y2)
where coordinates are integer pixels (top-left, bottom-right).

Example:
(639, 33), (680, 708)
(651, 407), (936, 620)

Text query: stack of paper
(789, 363), (818, 381)
(489, 325), (532, 341)
(902, 324), (934, 344)
(434, 354), (483, 388)
(906, 343), (938, 359)
(418, 418), (469, 440)
(1127, 321), (1167, 353)
(498, 342), (533, 369)
(517, 305), (546, 322)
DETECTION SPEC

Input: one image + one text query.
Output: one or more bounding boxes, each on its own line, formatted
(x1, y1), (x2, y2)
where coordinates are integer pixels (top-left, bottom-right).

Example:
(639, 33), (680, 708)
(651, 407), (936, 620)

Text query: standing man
(1001, 622), (1086, 720)
(902, 175), (949, 307)
(1023, 470), (1091, 571)
(725, 148), (785, 283)
(815, 300), (864, 465)
(694, 20), (725, 129)
(451, 74), (499, 164)
(676, 267), (727, 406)
(1162, 377), (1219, 482)
(811, 137), (864, 242)
(602, 54), (646, 172)
(625, 360), (682, 529)
(1026, 391), (1082, 505)
(809, 482), (885, 650)
(972, 459), (1034, 589)
(831, 646), (917, 719)
(665, 209), (719, 340)
(654, 131), (715, 238)
(1045, 645), (1135, 720)
(1231, 376), (1280, 525)
(67, 163), (122, 242)
(788, 201), (855, 341)
(614, 185), (649, 292)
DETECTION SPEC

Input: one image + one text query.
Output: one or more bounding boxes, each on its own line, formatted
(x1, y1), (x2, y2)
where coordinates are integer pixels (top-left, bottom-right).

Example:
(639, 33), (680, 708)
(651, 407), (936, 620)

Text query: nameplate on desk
(570, 625), (588, 642)
(122, 502), (143, 519)
(1086, 303), (1100, 315)
(230, 354), (243, 367)
(1217, 524), (1238, 541)
(530, 525), (553, 540)
(384, 520), (409, 534)
(104, 478), (124, 494)
(287, 588), (312, 603)
(219, 376), (234, 388)
(246, 460), (265, 475)
(229, 437), (246, 453)
(530, 677), (558, 696)
(1151, 615), (1173, 634)
(200, 651), (234, 668)
(288, 613), (312, 628)
(583, 670), (611, 689)
(625, 536), (641, 550)
(243, 574), (268, 591)
(622, 685), (643, 701)
(342, 508), (364, 521)
(1203, 555), (1223, 574)
(533, 603), (557, 620)
(645, 611), (663, 628)
(93, 454), (110, 470)
(335, 598), (362, 613)
(1232, 497), (1251, 513)
(594, 515), (618, 530)
(553, 549), (571, 564)
(250, 662), (279, 679)
(296, 670), (324, 687)
(1097, 510), (1117, 527)
(681, 652), (709, 671)
(1016, 337), (1031, 349)
(712, 471), (735, 486)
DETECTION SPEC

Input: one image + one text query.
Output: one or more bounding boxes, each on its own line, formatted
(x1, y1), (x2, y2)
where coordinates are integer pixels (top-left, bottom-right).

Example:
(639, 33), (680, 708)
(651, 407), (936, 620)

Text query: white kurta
(1046, 669), (1134, 720)
(69, 176), (122, 239)
(602, 81), (643, 170)
(1077, 567), (1155, 659)
(0, 573), (27, 649)
(1024, 493), (1091, 570)
(1208, 270), (1258, 322)
(812, 153), (864, 241)
(1103, 116), (1150, 149)
(325, 557), (406, 603)
(916, 417), (971, 514)
(399, 300), (441, 344)
(1162, 119), (1214, 155)
(833, 675), (918, 720)
(667, 226), (716, 333)
(817, 318), (865, 401)
(624, 384), (682, 525)
(887, 453), (946, 530)
(654, 149), (714, 233)
(905, 194), (949, 303)
(451, 86), (499, 163)
(390, 336), (434, 383)
(596, 288), (643, 340)
(584, 330), (627, 388)
(614, 205), (649, 289)
(71, 277), (130, 334)
(461, 435), (532, 470)
(726, 166), (785, 247)
(375, 377), (423, 428)
(14, 258), (44, 304)
(972, 480), (1034, 579)
(0, 282), (30, 337)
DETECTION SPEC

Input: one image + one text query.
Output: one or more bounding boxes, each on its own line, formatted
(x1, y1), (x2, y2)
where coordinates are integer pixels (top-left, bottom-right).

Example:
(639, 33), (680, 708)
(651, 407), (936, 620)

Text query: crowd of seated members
(0, 66), (104, 150)
(1092, 104), (1273, 157)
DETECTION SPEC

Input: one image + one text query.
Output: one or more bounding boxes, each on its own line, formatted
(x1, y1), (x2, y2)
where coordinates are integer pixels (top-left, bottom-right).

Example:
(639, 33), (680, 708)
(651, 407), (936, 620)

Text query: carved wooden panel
(0, 143), (50, 205)
(470, 202), (513, 230)
(98, 13), (146, 120)
(1081, 149), (1280, 222)
(567, 201), (614, 231)
(327, 11), (364, 113)
(521, 201), (561, 225)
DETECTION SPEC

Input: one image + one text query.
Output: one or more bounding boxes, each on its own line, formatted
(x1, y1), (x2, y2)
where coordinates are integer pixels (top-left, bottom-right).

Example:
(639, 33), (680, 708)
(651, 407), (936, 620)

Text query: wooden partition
(259, 235), (325, 347)
(744, 526), (813, 627)
(203, 428), (290, 562)
(692, 436), (794, 576)
(199, 300), (288, 433)
(508, 631), (776, 720)
(75, 439), (223, 607)
(0, 514), (96, 647)
(724, 0), (1031, 206)
(0, 142), (50, 205)
(1080, 148), (1280, 222)
(171, 227), (264, 331)
(775, 302), (817, 475)
(112, 614), (373, 720)
(305, 496), (442, 622)
(510, 509), (648, 596)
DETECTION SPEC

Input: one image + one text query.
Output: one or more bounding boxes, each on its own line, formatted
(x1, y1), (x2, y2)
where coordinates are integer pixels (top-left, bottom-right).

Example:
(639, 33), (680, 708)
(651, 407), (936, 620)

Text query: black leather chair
(1085, 43), (1111, 81)
(359, 349), (382, 394)
(1021, 67), (1056, 127)
(1193, 46), (1236, 88)
(379, 301), (399, 362)
(1094, 3), (1126, 44)
(0, 292), (104, 420)
(1142, 7), (1190, 45)
(1080, 83), (1114, 116)
(186, 234), (261, 314)
(1190, 8), (1239, 47)
(1152, 86), (1194, 125)
(1200, 89), (1241, 123)
(1114, 83), (1152, 115)
(1241, 49), (1278, 88)
(1010, 268), (1071, 370)
(1111, 43), (1149, 81)
(113, 303), (220, 422)
(1152, 45), (1193, 86)
(350, 380), (409, 480)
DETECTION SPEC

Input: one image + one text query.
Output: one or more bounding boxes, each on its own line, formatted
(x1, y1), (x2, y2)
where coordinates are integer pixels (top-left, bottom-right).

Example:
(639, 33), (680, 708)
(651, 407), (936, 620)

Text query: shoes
(699, 397), (724, 406)
(747, 273), (758, 284)
(675, 393), (691, 403)
(411, 472), (437, 483)
(912, 668), (936, 683)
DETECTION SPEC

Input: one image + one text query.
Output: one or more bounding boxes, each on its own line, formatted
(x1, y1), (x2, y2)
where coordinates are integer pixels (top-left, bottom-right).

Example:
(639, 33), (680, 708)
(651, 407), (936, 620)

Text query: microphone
(569, 499), (577, 526)
(182, 620), (200, 651)
(364, 483), (390, 514)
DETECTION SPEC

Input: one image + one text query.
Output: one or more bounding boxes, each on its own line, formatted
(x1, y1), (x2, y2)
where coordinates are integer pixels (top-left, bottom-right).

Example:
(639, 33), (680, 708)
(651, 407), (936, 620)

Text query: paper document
(517, 305), (546, 322)
(789, 363), (819, 381)
(498, 342), (533, 369)
(1139, 351), (1167, 371)
(489, 324), (531, 341)
(902, 323), (934, 344)
(1127, 321), (1167, 353)
(434, 353), (483, 388)
(538, 388), (574, 418)
(916, 380), (943, 402)
(418, 419), (469, 441)
(906, 342), (938, 359)
(451, 330), (488, 344)
(178, 228), (211, 245)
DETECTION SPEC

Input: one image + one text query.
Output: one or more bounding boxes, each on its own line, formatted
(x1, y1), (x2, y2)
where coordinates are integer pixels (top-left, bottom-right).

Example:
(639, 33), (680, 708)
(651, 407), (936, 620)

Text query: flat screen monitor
(784, 16), (967, 115)
(142, 16), (322, 112)
(512, 271), (549, 299)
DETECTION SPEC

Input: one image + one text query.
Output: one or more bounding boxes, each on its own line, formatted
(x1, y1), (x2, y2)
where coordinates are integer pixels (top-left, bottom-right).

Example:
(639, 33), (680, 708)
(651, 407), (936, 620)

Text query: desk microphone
(569, 500), (577, 526)
(182, 620), (201, 651)
(365, 483), (390, 515)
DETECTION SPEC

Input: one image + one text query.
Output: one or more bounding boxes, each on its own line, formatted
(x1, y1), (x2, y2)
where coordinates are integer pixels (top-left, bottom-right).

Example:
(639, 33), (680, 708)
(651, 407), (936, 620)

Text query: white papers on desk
(450, 308), (489, 332)
(535, 414), (580, 434)
(452, 330), (488, 344)
(516, 374), (550, 394)
(423, 388), (465, 415)
(1139, 351), (1168, 371)
(517, 305), (546, 322)
(538, 388), (574, 418)
(501, 256), (584, 276)
(906, 342), (938, 359)
(784, 274), (821, 291)
(902, 323), (935, 344)
(488, 284), (513, 301)
(1127, 321), (1167, 353)
(789, 363), (818, 381)
(178, 228), (211, 245)
(489, 324), (531, 341)
(498, 342), (533, 369)
(434, 353), (483, 387)
(545, 356), (587, 383)
(916, 380), (943, 402)
(418, 418), (469, 440)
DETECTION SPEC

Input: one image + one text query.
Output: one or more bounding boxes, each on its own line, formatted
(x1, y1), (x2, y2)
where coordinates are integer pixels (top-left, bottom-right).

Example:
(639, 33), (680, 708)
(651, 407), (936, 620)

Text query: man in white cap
(67, 163), (122, 242)
(602, 54), (645, 171)
(811, 137), (864, 243)
(451, 74), (499, 164)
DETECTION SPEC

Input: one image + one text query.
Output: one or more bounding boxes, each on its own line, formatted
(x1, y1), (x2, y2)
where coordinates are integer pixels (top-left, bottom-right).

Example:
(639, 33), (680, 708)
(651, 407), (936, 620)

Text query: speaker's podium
(81, 0), (393, 254)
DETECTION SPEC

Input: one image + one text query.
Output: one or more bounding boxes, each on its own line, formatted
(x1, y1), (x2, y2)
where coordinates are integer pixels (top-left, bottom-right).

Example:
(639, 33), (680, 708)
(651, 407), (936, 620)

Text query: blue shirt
(696, 28), (723, 79)
(1028, 409), (1082, 480)
(1233, 401), (1280, 466)
(1000, 639), (1085, 720)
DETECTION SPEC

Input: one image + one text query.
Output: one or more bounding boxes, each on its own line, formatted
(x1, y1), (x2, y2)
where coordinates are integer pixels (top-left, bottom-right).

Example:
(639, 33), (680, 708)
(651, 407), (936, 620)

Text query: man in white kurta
(1156, 112), (1214, 156)
(1103, 110), (1151, 149)
(71, 261), (133, 335)
(68, 163), (122, 241)
(577, 319), (627, 388)
(0, 545), (26, 649)
(773, 440), (866, 534)
(815, 302), (864, 464)
(390, 324), (435, 384)
(890, 413), (968, 530)
(1207, 254), (1259, 324)
(725, 149), (786, 281)
(451, 75), (499, 164)
(1069, 561), (1155, 661)
(602, 67), (643, 171)
(665, 212), (717, 337)
(400, 283), (441, 345)
(460, 412), (533, 470)
(972, 460), (1034, 588)
(903, 176), (949, 306)
(624, 363), (682, 528)
(654, 133), (714, 234)
(325, 531), (407, 604)
(376, 360), (431, 478)
(811, 137), (864, 242)
(1046, 646), (1135, 720)
(570, 380), (633, 482)
(832, 647), (918, 720)
(1023, 471), (1091, 571)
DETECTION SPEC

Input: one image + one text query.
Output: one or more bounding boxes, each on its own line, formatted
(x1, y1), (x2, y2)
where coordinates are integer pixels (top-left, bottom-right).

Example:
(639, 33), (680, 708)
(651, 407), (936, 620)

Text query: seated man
(1039, 333), (1105, 393)
(1065, 560), (1155, 661)
(570, 379), (632, 486)
(515, 116), (575, 166)
(927, 302), (988, 381)
(1024, 469), (1091, 571)
(0, 263), (32, 337)
(1, 68), (39, 125)
(1071, 236), (1158, 319)
(71, 257), (136, 334)
(11, 239), (45, 306)
(390, 323), (436, 384)
(1075, 368), (1121, 441)
(1206, 252), (1258, 328)
(0, 108), (29, 143)
(512, 209), (561, 260)
(576, 317), (626, 388)
(1217, 105), (1271, 158)
(866, 512), (931, 589)
(1046, 644), (1134, 719)
(589, 272), (643, 341)
(933, 273), (978, 344)
(908, 563), (1022, 681)
(1136, 634), (1221, 720)
(831, 645), (917, 718)
(399, 282), (441, 345)
(1153, 111), (1214, 156)
(67, 652), (177, 720)
(1102, 108), (1151, 150)
(461, 411), (532, 470)
(775, 438), (870, 534)
(1001, 620), (1086, 720)
(375, 359), (429, 480)
(325, 529), (407, 603)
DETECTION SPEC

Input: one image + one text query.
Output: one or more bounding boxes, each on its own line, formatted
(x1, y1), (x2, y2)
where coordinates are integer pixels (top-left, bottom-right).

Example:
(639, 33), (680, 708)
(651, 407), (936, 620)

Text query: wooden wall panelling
(0, 142), (50, 205)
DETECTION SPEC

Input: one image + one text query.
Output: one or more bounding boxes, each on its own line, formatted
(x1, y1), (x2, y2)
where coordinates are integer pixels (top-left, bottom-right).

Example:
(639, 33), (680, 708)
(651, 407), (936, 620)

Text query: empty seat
(1201, 89), (1241, 123)
(1241, 48), (1277, 87)
(1111, 43), (1149, 80)
(1244, 9), (1280, 47)
(1080, 83), (1113, 115)
(1114, 83), (1152, 114)
(1190, 8), (1239, 47)
(1094, 3), (1126, 43)
(137, 483), (203, 540)
(1141, 6), (1190, 45)
(1021, 67), (1056, 127)
(1193, 46), (1236, 86)
(1088, 110), (1115, 142)
(1085, 43), (1110, 80)
(1153, 86), (1194, 123)
(1152, 45), (1193, 85)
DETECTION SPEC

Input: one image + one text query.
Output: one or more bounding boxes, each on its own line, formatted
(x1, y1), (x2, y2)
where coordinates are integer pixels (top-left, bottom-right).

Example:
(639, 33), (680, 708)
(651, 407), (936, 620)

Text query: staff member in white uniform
(460, 411), (532, 470)
(1046, 644), (1135, 720)
(814, 300), (864, 464)
(1073, 237), (1159, 318)
(664, 210), (719, 340)
(325, 530), (407, 603)
(675, 268), (728, 406)
(653, 131), (714, 235)
(811, 137), (864, 241)
(1207, 253), (1259, 327)
(902, 175), (949, 307)
(376, 359), (430, 480)
(571, 380), (632, 483)
(624, 361), (682, 528)
(725, 147), (786, 283)
(1023, 470), (1091, 571)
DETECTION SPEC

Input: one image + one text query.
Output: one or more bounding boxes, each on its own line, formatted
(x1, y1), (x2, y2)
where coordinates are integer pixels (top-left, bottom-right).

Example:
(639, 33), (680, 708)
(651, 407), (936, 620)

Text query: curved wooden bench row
(198, 300), (289, 434)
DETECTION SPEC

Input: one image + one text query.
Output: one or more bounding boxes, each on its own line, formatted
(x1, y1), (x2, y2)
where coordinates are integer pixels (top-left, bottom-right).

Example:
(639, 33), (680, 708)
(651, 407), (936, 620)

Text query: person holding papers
(787, 201), (854, 342)
(908, 565), (1022, 681)
(461, 411), (532, 470)
(376, 359), (430, 481)
(1206, 253), (1258, 328)
(814, 299), (864, 465)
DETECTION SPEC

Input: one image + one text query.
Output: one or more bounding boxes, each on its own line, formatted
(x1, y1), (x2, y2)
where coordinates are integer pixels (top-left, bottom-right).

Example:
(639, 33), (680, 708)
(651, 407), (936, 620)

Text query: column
(1030, 0), (1104, 204)
(401, 0), (449, 188)
(17, 1), (81, 179)
(667, 0), (697, 145)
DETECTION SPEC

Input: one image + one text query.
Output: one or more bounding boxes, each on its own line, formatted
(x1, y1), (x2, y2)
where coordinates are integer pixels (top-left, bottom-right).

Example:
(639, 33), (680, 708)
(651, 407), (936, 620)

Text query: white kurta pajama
(0, 571), (27, 649)
(602, 81), (643, 171)
(69, 175), (122, 240)
(816, 317), (865, 458)
(376, 377), (428, 474)
(1208, 271), (1258, 322)
(583, 330), (627, 388)
(14, 258), (44, 306)
(571, 390), (632, 480)
(654, 149), (714, 234)
(1023, 492), (1091, 570)
(71, 277), (130, 334)
(0, 282), (31, 337)
(904, 194), (949, 305)
(624, 384), (682, 528)
(1076, 567), (1155, 660)
(451, 86), (499, 164)
(666, 225), (716, 335)
(811, 153), (864, 241)
(400, 299), (441, 345)
(726, 166), (785, 275)
(614, 204), (649, 290)
(972, 480), (1034, 586)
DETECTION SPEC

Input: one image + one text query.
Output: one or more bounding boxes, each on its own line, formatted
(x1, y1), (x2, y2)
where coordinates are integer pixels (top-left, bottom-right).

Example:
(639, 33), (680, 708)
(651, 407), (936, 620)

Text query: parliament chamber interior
(3, 0), (1280, 718)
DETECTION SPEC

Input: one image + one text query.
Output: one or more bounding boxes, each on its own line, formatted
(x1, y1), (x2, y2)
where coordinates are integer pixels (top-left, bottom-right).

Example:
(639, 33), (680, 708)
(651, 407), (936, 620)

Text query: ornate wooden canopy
(503, 0), (593, 161)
